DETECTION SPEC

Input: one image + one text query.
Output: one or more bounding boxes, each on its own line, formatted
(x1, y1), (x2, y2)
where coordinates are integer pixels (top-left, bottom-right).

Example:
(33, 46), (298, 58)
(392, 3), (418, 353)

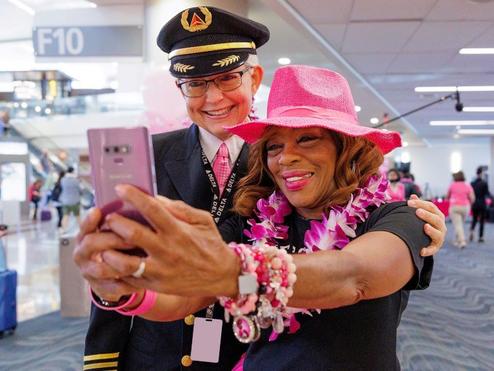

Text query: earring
(351, 161), (356, 172)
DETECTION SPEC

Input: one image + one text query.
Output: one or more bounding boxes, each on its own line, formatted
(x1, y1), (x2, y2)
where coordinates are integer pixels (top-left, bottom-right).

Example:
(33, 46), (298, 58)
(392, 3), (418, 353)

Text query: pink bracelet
(89, 287), (137, 311)
(116, 289), (158, 316)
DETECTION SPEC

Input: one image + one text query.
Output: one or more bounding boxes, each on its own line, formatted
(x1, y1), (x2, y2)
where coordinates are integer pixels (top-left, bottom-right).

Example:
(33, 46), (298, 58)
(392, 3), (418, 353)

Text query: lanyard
(200, 146), (245, 224)
(200, 145), (246, 318)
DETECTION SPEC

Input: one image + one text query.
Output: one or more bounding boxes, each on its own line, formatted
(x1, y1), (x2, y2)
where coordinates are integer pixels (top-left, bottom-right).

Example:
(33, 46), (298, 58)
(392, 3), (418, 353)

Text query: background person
(387, 168), (405, 201)
(60, 166), (81, 232)
(401, 171), (422, 199)
(447, 170), (475, 248)
(51, 170), (65, 229)
(0, 110), (10, 137)
(470, 166), (492, 243)
(28, 179), (43, 220)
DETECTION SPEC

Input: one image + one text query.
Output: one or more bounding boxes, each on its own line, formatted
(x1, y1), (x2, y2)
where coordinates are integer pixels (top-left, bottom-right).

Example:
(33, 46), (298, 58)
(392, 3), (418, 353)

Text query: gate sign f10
(33, 26), (143, 59)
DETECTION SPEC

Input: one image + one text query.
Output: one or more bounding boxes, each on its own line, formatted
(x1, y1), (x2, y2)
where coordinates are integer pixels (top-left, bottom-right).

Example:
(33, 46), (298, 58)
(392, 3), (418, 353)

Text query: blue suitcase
(0, 269), (17, 335)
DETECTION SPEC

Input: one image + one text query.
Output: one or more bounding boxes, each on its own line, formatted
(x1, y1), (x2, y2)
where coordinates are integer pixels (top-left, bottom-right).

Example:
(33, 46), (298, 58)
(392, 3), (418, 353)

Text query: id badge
(190, 317), (223, 363)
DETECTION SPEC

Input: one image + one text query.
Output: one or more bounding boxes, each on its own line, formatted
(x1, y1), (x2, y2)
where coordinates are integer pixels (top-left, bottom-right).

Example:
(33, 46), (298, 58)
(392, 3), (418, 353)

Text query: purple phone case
(87, 126), (157, 225)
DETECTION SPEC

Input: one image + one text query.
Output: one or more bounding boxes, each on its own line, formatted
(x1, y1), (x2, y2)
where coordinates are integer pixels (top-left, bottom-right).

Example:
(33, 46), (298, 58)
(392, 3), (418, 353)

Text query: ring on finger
(131, 258), (146, 278)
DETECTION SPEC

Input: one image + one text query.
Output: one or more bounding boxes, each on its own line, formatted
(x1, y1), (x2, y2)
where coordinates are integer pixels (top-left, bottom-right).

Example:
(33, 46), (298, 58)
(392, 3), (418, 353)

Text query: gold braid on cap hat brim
(168, 41), (256, 60)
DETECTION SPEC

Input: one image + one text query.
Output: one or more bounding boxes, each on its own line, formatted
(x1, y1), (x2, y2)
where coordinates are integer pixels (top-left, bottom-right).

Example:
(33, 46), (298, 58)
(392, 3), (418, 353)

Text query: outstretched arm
(101, 186), (430, 315)
(289, 231), (414, 309)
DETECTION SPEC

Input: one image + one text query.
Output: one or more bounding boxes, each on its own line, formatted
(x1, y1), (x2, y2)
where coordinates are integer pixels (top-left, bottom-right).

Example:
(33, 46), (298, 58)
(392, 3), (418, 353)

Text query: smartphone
(87, 126), (157, 229)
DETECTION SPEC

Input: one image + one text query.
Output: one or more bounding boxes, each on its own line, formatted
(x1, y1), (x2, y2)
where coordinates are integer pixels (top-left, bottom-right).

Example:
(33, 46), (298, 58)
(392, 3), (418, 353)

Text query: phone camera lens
(104, 147), (110, 153)
(114, 146), (120, 153)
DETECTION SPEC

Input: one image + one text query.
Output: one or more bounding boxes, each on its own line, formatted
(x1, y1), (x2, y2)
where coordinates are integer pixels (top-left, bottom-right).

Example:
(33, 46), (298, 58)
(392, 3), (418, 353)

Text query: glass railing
(0, 92), (147, 209)
(0, 92), (144, 119)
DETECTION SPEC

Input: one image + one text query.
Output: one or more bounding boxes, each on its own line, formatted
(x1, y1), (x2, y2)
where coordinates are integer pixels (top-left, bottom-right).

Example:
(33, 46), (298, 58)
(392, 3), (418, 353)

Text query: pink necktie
(212, 143), (231, 195)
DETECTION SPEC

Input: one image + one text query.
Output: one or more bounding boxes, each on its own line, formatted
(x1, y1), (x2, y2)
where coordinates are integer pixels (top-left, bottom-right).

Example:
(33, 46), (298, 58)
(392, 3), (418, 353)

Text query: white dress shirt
(198, 126), (245, 167)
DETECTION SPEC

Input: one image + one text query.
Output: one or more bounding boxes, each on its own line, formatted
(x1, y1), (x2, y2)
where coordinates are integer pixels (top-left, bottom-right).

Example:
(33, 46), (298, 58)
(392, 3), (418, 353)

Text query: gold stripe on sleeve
(83, 352), (119, 362)
(83, 361), (118, 370)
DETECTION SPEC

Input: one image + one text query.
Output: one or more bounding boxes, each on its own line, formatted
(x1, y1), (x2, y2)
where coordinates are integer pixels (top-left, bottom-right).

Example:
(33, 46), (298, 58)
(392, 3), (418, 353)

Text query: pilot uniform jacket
(84, 124), (249, 371)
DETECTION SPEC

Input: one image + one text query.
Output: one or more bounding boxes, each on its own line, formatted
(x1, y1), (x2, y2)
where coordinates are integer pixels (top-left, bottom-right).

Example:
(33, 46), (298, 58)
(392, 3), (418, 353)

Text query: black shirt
(471, 178), (491, 209)
(220, 202), (433, 371)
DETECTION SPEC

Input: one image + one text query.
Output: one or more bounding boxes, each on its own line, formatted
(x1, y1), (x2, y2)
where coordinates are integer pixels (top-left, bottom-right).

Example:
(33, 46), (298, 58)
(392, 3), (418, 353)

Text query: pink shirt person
(448, 181), (474, 206)
(386, 169), (406, 202)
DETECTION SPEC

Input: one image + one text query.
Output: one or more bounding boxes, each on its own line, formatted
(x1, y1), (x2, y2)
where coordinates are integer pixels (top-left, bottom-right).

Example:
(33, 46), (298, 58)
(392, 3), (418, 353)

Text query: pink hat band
(228, 65), (401, 154)
(270, 105), (357, 125)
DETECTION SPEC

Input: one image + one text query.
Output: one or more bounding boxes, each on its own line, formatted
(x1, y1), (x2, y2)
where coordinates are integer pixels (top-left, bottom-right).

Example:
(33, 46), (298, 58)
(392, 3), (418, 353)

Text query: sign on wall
(32, 26), (143, 59)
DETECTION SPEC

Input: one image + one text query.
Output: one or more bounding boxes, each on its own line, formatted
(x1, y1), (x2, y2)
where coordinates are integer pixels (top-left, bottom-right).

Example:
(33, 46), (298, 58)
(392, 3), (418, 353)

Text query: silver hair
(246, 54), (260, 66)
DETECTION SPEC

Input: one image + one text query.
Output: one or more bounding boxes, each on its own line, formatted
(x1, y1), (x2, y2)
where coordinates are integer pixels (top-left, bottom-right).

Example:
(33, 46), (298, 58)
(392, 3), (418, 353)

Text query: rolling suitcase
(0, 227), (16, 337)
(40, 208), (52, 222)
(0, 269), (17, 336)
(59, 236), (90, 317)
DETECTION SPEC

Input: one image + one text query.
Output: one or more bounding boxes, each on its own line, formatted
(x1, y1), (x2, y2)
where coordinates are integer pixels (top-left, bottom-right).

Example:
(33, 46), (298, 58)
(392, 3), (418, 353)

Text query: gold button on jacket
(184, 314), (195, 326)
(181, 355), (193, 367)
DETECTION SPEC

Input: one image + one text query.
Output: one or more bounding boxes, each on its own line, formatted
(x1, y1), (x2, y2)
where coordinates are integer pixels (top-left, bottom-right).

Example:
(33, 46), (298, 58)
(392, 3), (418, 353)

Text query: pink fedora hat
(228, 65), (401, 154)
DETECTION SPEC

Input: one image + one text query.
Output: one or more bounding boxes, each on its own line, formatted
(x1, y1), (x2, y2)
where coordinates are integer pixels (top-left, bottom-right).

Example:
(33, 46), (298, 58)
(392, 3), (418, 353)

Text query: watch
(238, 273), (258, 295)
(90, 289), (135, 310)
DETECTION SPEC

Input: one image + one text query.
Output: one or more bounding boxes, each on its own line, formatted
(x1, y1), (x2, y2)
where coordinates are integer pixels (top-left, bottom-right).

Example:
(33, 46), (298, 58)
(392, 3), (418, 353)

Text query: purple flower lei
(242, 175), (389, 341)
(244, 175), (390, 253)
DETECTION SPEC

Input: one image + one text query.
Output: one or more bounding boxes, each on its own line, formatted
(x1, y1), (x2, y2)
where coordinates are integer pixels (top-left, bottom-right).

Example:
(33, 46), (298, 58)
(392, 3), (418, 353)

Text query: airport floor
(0, 214), (493, 370)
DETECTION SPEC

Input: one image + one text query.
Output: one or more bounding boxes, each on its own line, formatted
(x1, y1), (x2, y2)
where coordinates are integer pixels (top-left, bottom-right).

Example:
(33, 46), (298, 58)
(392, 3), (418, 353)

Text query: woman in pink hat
(89, 65), (444, 370)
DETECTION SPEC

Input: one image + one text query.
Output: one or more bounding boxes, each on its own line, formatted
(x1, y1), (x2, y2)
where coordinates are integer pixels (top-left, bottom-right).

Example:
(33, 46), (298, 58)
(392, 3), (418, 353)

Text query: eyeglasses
(176, 66), (253, 98)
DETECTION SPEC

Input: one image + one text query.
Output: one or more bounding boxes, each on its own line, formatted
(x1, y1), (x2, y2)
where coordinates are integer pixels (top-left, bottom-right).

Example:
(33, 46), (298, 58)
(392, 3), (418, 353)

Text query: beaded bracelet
(218, 242), (297, 343)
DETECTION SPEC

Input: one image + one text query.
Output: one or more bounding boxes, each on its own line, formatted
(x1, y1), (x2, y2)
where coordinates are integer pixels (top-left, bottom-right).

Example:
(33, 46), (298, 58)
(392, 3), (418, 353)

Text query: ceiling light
(44, 108), (52, 114)
(56, 1), (98, 9)
(462, 106), (494, 112)
(34, 106), (41, 112)
(278, 57), (291, 65)
(453, 133), (460, 139)
(370, 117), (379, 125)
(354, 105), (361, 112)
(415, 86), (494, 93)
(459, 48), (494, 55)
(457, 129), (494, 135)
(430, 120), (494, 126)
(402, 141), (409, 147)
(7, 0), (35, 15)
